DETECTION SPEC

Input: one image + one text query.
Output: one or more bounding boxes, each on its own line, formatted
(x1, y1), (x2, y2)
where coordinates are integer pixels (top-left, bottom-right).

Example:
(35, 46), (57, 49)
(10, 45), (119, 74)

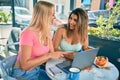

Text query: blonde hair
(29, 1), (54, 44)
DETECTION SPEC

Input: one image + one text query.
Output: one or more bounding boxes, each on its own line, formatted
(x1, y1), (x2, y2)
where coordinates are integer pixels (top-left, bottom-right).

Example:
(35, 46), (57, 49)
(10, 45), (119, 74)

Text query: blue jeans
(11, 66), (51, 80)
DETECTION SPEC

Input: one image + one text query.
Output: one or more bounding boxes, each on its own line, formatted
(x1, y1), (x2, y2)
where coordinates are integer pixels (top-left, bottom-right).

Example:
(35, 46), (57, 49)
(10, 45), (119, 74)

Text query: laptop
(56, 48), (99, 73)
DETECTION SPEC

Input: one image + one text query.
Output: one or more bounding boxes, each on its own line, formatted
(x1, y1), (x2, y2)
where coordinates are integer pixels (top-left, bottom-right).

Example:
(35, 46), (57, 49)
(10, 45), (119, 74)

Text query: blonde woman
(12, 1), (64, 80)
(53, 8), (91, 60)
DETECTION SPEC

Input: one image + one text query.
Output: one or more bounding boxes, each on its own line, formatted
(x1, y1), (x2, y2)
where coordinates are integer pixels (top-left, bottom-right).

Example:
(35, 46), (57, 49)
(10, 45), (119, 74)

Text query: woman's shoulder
(57, 25), (66, 31)
(21, 27), (34, 35)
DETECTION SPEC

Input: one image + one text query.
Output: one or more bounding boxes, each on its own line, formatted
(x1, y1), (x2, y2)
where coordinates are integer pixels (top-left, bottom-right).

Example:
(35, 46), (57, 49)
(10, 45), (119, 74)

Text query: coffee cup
(66, 67), (80, 80)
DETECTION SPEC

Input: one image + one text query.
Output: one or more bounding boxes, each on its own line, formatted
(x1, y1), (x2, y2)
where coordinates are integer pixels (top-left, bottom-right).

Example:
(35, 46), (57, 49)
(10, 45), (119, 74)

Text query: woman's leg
(12, 67), (40, 80)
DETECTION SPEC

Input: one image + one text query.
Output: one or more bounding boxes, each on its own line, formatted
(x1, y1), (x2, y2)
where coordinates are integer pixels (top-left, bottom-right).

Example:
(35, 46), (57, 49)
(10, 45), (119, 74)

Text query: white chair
(7, 27), (21, 54)
(0, 24), (12, 58)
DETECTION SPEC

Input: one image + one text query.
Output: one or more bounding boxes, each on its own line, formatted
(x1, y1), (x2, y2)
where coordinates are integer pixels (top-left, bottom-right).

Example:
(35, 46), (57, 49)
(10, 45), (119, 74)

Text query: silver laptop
(56, 48), (99, 73)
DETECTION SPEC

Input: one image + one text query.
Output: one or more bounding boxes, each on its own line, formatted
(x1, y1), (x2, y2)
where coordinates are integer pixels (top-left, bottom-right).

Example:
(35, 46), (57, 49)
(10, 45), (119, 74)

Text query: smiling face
(50, 7), (56, 25)
(68, 13), (78, 30)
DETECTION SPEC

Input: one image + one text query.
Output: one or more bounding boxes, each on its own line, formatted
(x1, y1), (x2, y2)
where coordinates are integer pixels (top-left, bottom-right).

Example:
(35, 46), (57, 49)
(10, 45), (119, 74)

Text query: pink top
(17, 29), (50, 61)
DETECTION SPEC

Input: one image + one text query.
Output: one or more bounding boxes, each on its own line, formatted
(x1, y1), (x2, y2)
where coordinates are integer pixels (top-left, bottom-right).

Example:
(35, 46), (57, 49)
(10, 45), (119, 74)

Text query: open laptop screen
(56, 48), (99, 73)
(72, 48), (99, 69)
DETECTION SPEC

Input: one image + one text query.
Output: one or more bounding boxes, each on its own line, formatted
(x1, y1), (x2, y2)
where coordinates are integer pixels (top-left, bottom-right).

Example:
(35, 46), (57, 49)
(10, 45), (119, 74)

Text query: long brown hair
(66, 8), (88, 44)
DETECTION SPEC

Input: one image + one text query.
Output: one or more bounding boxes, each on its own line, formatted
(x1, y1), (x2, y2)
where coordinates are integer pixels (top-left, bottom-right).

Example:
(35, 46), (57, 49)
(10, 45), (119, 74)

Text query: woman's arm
(53, 27), (63, 51)
(49, 37), (54, 52)
(63, 52), (76, 60)
(19, 45), (50, 70)
(19, 45), (64, 71)
(82, 36), (92, 50)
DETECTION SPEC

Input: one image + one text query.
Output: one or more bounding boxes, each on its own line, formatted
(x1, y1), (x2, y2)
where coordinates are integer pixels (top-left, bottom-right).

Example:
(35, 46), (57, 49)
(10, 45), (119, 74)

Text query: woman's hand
(64, 52), (76, 60)
(49, 51), (65, 59)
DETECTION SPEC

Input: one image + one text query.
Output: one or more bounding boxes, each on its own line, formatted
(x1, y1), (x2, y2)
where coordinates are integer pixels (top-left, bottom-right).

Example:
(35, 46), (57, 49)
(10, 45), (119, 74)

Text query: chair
(0, 25), (12, 58)
(0, 55), (46, 80)
(0, 27), (20, 58)
(0, 55), (17, 80)
(7, 27), (21, 54)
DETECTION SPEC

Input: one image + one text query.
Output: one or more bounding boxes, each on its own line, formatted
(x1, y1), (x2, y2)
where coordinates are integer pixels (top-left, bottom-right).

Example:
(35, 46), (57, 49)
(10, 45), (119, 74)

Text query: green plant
(89, 2), (120, 41)
(0, 11), (11, 23)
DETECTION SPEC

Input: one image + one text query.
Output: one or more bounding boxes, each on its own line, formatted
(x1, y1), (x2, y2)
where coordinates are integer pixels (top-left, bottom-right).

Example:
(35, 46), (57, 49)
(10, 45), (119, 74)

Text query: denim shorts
(11, 66), (51, 80)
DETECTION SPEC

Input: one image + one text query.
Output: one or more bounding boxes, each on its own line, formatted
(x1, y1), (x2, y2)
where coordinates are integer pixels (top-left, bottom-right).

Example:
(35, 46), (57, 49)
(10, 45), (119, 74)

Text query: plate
(94, 56), (108, 68)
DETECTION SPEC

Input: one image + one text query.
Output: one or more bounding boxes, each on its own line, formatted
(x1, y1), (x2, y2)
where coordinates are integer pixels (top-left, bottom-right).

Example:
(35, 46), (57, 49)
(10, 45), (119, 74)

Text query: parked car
(88, 10), (110, 27)
(88, 10), (120, 29)
(80, 3), (91, 11)
(0, 6), (32, 29)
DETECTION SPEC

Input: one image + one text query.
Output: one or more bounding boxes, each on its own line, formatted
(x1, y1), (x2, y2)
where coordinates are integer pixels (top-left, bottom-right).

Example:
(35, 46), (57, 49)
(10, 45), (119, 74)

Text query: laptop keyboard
(56, 61), (72, 73)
